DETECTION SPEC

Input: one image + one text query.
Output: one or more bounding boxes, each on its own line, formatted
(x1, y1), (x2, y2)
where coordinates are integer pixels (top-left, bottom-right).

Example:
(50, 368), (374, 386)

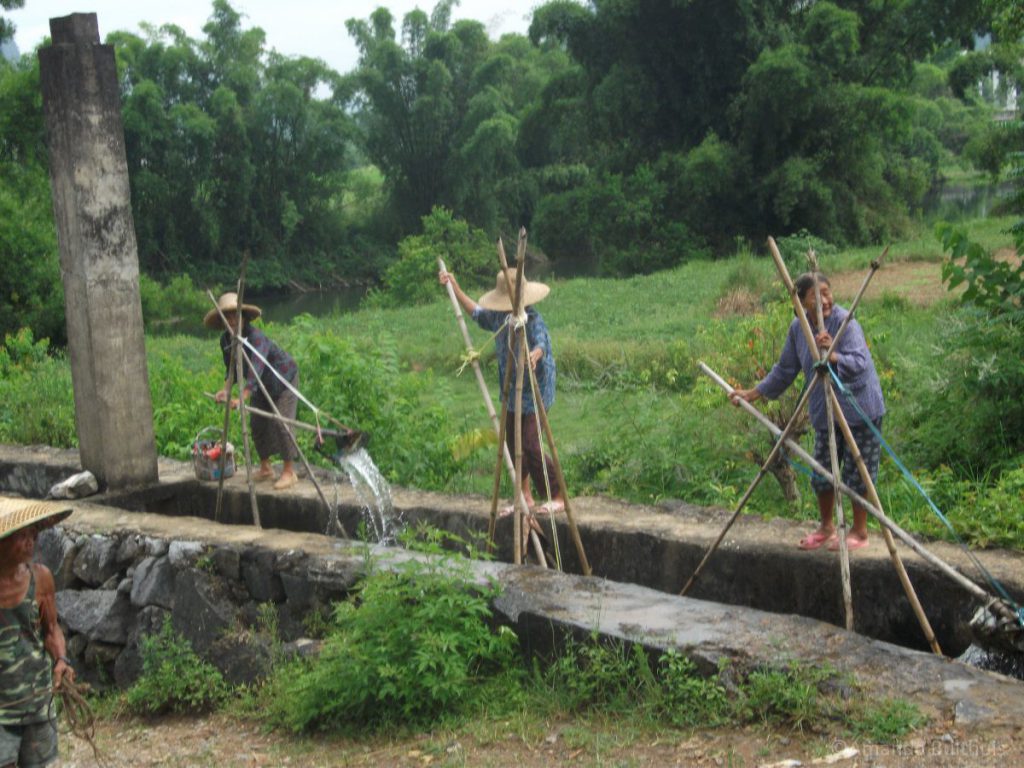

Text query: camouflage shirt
(0, 566), (53, 725)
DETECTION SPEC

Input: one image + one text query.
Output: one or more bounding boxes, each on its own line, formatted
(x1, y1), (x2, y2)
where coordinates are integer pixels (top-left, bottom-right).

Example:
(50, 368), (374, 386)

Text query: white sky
(9, 1), (535, 74)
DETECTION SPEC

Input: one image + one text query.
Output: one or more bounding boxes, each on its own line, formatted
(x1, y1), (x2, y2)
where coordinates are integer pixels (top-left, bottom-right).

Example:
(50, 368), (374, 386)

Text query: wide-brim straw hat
(0, 497), (73, 541)
(477, 269), (550, 312)
(203, 292), (262, 329)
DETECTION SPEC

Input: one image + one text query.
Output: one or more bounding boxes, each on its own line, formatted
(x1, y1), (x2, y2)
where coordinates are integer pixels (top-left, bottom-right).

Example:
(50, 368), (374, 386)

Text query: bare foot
(273, 472), (298, 490)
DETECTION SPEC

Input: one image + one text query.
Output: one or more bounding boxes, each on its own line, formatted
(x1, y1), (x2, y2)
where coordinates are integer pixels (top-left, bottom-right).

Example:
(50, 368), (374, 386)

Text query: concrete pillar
(38, 14), (158, 490)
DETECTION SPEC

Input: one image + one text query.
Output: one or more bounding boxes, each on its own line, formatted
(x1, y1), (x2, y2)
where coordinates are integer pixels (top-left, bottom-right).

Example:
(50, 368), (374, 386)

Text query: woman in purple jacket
(730, 273), (885, 551)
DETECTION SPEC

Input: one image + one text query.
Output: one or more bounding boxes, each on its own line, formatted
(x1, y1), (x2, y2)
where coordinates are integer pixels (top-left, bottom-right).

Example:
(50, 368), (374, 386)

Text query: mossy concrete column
(39, 14), (158, 490)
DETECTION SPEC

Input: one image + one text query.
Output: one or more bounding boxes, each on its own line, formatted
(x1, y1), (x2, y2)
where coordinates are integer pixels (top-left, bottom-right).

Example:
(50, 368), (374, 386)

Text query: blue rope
(827, 364), (1024, 625)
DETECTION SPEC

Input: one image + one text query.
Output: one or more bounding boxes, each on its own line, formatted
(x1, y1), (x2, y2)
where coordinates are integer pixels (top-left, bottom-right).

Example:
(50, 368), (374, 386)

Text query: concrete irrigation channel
(3, 443), (1024, 731)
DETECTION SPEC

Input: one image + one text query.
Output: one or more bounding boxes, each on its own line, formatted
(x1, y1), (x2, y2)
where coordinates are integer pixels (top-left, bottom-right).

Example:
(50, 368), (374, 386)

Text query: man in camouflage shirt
(0, 498), (75, 768)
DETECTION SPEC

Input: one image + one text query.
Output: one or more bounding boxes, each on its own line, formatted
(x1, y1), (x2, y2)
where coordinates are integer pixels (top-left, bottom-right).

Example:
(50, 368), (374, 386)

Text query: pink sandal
(797, 530), (836, 550)
(829, 535), (869, 552)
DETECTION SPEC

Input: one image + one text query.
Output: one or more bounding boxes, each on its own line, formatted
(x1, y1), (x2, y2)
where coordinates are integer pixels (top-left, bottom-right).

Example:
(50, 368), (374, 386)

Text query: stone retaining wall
(37, 525), (362, 688)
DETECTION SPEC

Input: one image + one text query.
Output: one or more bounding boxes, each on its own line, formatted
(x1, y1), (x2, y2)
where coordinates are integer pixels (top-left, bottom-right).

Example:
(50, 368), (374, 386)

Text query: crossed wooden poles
(682, 238), (943, 654)
(207, 258), (350, 538)
(440, 229), (590, 573)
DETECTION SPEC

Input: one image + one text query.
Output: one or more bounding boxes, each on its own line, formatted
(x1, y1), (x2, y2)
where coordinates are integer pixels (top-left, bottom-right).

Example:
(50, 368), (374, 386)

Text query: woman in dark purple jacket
(731, 273), (885, 551)
(206, 292), (300, 490)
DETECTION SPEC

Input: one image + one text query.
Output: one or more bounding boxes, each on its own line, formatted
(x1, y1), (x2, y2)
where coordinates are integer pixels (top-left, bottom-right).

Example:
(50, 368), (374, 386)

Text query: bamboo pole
(511, 255), (527, 565)
(488, 355), (516, 544)
(680, 375), (821, 595)
(480, 248), (547, 564)
(769, 242), (932, 644)
(203, 395), (346, 440)
(497, 236), (591, 574)
(809, 251), (854, 630)
(232, 303), (262, 528)
(235, 345), (349, 538)
(206, 293), (349, 538)
(207, 274), (260, 528)
(700, 361), (1017, 628)
(682, 243), (889, 597)
(827, 386), (942, 653)
(437, 257), (543, 565)
(213, 253), (249, 522)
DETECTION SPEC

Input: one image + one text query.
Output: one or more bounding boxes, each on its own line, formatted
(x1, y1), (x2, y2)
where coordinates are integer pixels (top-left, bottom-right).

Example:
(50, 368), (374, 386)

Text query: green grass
(2, 214), (1021, 548)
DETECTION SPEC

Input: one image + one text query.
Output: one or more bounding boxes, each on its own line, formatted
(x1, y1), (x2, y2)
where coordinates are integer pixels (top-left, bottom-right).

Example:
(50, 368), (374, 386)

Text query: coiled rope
(0, 679), (103, 765)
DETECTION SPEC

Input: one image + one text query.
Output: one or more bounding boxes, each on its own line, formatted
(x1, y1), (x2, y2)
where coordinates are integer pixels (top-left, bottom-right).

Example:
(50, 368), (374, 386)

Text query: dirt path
(58, 711), (1024, 767)
(828, 248), (1020, 307)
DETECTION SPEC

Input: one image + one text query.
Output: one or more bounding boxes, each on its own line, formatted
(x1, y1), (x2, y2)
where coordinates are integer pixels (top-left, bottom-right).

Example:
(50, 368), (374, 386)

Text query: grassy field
(2, 215), (1020, 547)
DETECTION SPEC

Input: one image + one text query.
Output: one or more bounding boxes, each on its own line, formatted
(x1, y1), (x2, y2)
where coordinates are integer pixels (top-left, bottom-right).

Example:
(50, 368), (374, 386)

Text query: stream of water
(328, 447), (401, 544)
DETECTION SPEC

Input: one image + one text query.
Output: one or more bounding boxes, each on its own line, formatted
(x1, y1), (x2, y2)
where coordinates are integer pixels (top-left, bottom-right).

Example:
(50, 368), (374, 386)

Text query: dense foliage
(266, 527), (519, 732)
(110, 0), (364, 288)
(0, 0), (1014, 342)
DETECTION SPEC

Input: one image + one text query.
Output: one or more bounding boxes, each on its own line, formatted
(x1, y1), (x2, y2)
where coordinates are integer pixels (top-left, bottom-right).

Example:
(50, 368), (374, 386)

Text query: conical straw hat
(203, 292), (262, 329)
(0, 497), (73, 541)
(477, 269), (550, 312)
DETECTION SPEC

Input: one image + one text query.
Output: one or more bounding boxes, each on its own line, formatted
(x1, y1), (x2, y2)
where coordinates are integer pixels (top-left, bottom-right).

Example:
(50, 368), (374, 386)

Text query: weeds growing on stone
(125, 620), (228, 715)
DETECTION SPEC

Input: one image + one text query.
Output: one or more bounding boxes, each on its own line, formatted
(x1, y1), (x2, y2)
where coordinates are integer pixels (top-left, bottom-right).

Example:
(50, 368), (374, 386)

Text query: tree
(0, 56), (64, 343)
(113, 1), (358, 287)
(1, 0), (25, 46)
(346, 2), (566, 239)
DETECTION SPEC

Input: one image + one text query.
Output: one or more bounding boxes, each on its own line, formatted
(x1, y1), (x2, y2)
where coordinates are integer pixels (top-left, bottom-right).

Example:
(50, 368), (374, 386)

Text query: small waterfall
(329, 447), (400, 544)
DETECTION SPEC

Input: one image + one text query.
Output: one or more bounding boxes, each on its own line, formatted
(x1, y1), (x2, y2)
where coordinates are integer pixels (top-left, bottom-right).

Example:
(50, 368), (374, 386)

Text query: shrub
(367, 207), (495, 308)
(543, 637), (656, 713)
(139, 273), (209, 333)
(655, 651), (732, 727)
(264, 530), (520, 732)
(280, 318), (462, 488)
(774, 229), (840, 274)
(738, 663), (833, 730)
(0, 329), (76, 447)
(125, 620), (228, 715)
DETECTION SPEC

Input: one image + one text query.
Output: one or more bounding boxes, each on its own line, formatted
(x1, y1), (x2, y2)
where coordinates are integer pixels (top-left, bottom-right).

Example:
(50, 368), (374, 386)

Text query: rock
(90, 593), (135, 644)
(35, 528), (78, 589)
(131, 556), (175, 609)
(66, 633), (88, 660)
(47, 470), (98, 500)
(241, 549), (285, 602)
(212, 635), (274, 685)
(280, 570), (315, 613)
(81, 640), (121, 690)
(116, 577), (133, 595)
(72, 536), (121, 586)
(281, 638), (322, 660)
(116, 535), (144, 565)
(954, 698), (993, 725)
(168, 540), (203, 568)
(57, 589), (134, 644)
(211, 547), (241, 581)
(143, 537), (169, 557)
(307, 557), (363, 598)
(58, 589), (117, 636)
(171, 570), (237, 658)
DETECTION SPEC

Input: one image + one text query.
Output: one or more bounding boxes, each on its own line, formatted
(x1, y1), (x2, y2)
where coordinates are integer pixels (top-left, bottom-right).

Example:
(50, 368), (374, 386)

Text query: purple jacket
(756, 305), (885, 432)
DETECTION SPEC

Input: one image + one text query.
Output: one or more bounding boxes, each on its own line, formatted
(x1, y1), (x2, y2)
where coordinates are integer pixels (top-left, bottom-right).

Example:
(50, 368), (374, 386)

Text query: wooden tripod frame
(682, 239), (942, 655)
